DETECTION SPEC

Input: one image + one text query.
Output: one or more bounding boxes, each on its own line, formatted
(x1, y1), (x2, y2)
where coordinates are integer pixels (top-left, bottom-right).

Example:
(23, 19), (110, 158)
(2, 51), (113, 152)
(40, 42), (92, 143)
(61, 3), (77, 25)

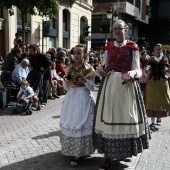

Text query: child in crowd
(139, 50), (149, 93)
(48, 63), (65, 98)
(17, 80), (34, 105)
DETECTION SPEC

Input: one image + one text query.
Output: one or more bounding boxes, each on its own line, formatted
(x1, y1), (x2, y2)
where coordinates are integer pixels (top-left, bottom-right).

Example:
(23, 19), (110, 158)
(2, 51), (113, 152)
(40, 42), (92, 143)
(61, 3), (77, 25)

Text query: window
(92, 15), (106, 33)
(49, 37), (56, 48)
(17, 8), (27, 22)
(50, 19), (55, 29)
(63, 10), (68, 31)
(135, 0), (141, 11)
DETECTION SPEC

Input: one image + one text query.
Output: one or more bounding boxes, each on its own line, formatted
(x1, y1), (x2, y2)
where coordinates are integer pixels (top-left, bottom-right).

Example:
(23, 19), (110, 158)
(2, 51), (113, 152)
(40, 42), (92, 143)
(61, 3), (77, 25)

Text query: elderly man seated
(12, 59), (30, 85)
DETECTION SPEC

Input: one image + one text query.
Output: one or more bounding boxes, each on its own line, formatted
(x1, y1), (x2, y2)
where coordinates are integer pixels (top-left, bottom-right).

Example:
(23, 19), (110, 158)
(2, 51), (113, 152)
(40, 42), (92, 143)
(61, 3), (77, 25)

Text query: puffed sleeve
(102, 50), (108, 67)
(131, 50), (142, 78)
(63, 79), (69, 90)
(84, 78), (95, 91)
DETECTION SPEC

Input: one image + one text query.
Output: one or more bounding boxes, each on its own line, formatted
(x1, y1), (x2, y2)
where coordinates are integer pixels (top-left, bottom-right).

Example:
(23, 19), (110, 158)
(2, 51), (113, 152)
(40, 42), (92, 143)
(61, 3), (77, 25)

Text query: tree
(0, 0), (59, 43)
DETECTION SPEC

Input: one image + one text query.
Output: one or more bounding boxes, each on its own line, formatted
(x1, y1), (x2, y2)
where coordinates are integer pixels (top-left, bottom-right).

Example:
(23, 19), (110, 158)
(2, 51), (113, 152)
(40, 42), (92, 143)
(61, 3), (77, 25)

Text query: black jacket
(2, 53), (18, 73)
(29, 53), (52, 81)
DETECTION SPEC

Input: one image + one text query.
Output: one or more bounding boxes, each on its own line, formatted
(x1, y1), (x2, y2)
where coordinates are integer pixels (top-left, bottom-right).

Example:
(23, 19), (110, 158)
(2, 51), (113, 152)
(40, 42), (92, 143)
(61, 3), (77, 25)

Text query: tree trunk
(21, 12), (25, 44)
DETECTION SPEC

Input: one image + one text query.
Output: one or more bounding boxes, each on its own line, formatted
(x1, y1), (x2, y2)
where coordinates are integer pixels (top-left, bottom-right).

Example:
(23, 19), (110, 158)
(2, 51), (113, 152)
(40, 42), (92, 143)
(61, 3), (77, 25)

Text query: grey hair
(115, 20), (129, 29)
(154, 43), (162, 48)
(21, 58), (29, 65)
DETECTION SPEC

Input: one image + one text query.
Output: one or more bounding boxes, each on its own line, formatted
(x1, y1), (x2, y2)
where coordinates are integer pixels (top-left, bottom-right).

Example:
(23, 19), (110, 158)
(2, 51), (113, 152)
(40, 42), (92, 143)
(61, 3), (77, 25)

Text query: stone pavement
(0, 89), (169, 170)
(135, 117), (170, 170)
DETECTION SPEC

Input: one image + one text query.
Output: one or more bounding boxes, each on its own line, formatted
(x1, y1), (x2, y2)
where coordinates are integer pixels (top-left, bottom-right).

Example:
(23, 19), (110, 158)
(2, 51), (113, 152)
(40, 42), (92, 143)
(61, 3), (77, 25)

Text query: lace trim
(95, 129), (145, 139)
(60, 121), (93, 136)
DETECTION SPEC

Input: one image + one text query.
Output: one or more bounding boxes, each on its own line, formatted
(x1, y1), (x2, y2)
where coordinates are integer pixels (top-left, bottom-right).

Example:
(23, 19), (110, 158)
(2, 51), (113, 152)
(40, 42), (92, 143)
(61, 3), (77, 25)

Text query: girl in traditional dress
(94, 20), (150, 170)
(60, 44), (96, 166)
(145, 44), (170, 131)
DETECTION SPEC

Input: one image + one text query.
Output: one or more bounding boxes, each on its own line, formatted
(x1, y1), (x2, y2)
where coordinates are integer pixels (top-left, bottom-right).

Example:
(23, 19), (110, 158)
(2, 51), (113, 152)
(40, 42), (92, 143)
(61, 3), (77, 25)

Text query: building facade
(91, 0), (150, 50)
(139, 0), (170, 51)
(0, 0), (93, 58)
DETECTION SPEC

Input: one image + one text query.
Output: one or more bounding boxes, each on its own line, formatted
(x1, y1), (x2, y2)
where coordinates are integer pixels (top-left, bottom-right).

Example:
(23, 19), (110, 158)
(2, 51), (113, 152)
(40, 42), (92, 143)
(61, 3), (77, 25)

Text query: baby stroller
(12, 70), (42, 115)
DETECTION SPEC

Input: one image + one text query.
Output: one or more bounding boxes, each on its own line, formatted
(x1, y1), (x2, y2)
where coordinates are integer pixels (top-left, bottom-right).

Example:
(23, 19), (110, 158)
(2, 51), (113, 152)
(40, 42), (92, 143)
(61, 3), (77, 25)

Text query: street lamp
(106, 7), (119, 40)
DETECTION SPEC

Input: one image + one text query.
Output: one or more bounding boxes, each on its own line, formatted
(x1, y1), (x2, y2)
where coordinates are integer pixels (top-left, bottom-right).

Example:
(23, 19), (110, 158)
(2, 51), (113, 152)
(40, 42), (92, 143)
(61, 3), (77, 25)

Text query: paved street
(0, 90), (169, 170)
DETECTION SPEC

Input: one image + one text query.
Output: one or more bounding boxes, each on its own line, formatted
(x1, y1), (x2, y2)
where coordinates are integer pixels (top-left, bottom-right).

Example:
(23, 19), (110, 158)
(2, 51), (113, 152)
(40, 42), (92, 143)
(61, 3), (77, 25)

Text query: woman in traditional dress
(145, 43), (170, 131)
(60, 44), (96, 166)
(94, 20), (150, 170)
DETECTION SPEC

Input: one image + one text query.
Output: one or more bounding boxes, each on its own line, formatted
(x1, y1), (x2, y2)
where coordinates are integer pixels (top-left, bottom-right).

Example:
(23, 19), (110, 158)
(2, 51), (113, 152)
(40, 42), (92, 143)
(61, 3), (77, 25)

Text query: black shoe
(52, 95), (60, 98)
(48, 96), (55, 100)
(71, 157), (81, 167)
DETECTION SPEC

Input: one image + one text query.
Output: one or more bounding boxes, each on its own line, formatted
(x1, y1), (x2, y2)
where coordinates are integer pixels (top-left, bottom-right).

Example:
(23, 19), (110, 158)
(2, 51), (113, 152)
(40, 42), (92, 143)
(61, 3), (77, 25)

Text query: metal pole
(111, 4), (113, 40)
(42, 19), (44, 53)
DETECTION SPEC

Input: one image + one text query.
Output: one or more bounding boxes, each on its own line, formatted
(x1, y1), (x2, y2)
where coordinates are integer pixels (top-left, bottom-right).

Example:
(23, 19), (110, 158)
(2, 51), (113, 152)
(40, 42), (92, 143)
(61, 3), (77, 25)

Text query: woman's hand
(127, 70), (136, 79)
(97, 64), (107, 77)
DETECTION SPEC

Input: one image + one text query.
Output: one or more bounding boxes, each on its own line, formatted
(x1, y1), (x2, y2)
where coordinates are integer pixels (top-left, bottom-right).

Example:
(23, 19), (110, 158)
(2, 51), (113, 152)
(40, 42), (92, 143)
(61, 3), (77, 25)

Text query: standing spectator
(94, 20), (150, 169)
(13, 32), (22, 46)
(28, 44), (52, 106)
(49, 48), (57, 61)
(18, 44), (29, 63)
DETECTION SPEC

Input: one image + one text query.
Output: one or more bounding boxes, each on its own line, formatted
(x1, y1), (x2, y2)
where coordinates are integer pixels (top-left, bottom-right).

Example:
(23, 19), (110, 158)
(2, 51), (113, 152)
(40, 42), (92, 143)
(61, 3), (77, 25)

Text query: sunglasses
(113, 27), (126, 32)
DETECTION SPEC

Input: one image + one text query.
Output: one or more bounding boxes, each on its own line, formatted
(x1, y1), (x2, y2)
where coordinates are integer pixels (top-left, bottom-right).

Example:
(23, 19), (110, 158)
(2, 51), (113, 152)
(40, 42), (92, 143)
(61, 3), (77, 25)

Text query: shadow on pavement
(0, 151), (103, 170)
(0, 151), (130, 170)
(52, 115), (60, 119)
(32, 131), (61, 140)
(0, 107), (24, 116)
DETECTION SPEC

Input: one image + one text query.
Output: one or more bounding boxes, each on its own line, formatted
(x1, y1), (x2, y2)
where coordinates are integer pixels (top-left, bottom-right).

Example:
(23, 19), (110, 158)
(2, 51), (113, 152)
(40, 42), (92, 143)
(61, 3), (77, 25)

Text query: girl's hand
(77, 77), (87, 84)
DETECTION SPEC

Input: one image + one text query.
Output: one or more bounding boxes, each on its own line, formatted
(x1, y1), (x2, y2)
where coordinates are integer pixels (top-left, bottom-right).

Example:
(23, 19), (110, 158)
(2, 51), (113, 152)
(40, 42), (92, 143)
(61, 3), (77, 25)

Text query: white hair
(21, 58), (29, 65)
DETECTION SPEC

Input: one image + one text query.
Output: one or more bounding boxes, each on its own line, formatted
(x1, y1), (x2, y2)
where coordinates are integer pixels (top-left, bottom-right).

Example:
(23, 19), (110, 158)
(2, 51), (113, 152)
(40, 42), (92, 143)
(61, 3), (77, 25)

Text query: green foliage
(0, 0), (59, 18)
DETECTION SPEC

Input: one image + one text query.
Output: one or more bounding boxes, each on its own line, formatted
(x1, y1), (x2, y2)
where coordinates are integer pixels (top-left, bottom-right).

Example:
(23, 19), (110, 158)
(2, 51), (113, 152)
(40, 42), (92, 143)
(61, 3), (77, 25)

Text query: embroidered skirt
(60, 87), (95, 157)
(145, 78), (170, 118)
(94, 72), (150, 160)
(61, 134), (94, 157)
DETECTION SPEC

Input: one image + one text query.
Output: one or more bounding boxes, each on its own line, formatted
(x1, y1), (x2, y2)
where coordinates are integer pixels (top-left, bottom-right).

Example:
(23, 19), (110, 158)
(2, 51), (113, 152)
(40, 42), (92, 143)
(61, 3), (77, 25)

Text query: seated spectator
(12, 59), (30, 85)
(65, 57), (70, 67)
(17, 80), (34, 106)
(48, 63), (65, 98)
(56, 57), (66, 78)
(2, 47), (22, 73)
